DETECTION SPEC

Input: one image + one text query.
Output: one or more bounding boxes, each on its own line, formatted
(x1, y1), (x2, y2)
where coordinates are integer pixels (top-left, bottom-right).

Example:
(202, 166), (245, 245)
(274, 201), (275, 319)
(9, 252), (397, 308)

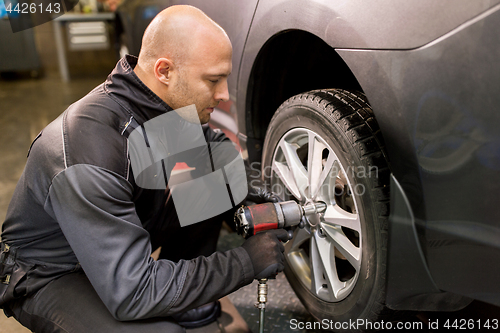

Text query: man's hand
(241, 229), (290, 280)
(245, 186), (282, 204)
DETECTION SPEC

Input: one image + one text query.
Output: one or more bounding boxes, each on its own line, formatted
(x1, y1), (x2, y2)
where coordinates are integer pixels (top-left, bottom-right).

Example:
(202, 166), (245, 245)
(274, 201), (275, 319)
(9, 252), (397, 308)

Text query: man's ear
(154, 58), (174, 85)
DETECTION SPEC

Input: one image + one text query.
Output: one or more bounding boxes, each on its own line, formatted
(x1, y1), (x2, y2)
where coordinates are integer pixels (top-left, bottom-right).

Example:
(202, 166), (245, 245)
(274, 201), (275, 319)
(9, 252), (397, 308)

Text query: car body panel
(236, 0), (500, 139)
(248, 0), (500, 50)
(386, 175), (473, 311)
(338, 4), (500, 304)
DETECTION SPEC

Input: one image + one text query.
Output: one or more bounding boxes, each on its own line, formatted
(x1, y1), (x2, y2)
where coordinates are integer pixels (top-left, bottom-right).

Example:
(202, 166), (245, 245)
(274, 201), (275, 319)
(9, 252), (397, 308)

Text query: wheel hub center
(302, 200), (326, 228)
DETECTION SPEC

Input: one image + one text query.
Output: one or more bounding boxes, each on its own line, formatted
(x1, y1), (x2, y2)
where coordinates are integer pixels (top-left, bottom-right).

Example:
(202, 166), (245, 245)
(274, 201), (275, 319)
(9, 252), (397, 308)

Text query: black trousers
(4, 211), (228, 333)
(6, 270), (185, 333)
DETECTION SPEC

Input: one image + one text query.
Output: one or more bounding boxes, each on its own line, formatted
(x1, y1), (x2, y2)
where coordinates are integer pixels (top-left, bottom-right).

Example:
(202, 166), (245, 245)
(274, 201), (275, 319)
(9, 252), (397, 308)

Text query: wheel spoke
(308, 134), (339, 200)
(279, 140), (309, 199)
(311, 232), (346, 299)
(272, 160), (301, 199)
(309, 236), (326, 296)
(307, 133), (324, 198)
(289, 227), (311, 252)
(313, 159), (339, 201)
(323, 204), (360, 232)
(321, 224), (361, 269)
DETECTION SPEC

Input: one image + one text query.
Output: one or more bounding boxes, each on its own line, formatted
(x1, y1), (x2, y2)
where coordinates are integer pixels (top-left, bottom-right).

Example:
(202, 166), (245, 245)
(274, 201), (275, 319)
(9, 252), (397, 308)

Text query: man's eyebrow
(206, 72), (231, 77)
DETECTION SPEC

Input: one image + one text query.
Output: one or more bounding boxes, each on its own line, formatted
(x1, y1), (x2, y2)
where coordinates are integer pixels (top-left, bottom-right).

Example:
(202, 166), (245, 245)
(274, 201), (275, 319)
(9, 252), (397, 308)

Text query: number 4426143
(5, 2), (61, 14)
(444, 319), (499, 330)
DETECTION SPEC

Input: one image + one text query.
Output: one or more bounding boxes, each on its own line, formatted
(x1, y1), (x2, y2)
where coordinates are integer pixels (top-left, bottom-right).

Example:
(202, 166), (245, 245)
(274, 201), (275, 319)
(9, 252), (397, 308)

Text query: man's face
(167, 41), (232, 124)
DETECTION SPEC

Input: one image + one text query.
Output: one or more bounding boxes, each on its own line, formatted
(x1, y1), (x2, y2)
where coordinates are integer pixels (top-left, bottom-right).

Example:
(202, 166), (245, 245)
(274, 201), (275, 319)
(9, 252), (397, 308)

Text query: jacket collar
(104, 55), (173, 122)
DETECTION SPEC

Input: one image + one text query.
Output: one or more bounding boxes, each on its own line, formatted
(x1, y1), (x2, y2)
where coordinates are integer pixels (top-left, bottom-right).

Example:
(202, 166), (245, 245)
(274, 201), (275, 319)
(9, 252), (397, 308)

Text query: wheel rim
(269, 127), (362, 302)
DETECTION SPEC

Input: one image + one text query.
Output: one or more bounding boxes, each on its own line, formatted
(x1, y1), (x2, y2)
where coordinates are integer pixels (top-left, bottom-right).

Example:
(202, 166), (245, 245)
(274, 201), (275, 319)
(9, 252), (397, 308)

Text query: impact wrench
(234, 200), (326, 333)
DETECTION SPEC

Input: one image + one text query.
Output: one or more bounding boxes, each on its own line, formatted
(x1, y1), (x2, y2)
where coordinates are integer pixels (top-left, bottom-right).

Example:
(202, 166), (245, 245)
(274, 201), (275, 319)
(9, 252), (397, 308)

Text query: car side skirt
(386, 175), (472, 311)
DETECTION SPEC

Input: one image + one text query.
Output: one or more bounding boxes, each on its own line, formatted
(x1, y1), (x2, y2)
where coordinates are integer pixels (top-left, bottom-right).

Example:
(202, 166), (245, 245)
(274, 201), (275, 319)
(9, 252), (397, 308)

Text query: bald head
(133, 6), (232, 123)
(137, 5), (230, 70)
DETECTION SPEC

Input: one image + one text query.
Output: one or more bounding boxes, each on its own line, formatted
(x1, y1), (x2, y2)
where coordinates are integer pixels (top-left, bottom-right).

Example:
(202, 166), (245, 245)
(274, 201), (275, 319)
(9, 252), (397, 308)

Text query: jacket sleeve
(44, 164), (254, 321)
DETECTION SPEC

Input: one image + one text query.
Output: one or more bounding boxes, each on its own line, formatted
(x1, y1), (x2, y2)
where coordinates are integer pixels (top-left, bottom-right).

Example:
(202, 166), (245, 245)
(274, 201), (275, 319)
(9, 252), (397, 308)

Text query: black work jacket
(0, 55), (254, 320)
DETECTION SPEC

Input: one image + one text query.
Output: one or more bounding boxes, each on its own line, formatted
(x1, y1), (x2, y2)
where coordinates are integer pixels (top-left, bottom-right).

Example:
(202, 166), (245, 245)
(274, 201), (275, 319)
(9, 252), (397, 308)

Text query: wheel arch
(244, 30), (365, 162)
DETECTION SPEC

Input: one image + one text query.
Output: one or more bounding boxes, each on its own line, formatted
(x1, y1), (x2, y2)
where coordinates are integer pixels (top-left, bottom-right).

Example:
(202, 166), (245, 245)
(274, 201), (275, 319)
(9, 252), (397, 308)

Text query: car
(116, 0), (500, 326)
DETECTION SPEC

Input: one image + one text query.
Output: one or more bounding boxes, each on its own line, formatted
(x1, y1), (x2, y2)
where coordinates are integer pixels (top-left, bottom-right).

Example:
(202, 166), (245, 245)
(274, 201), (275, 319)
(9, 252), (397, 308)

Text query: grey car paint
(244, 0), (500, 50)
(236, 0), (500, 138)
(338, 4), (500, 304)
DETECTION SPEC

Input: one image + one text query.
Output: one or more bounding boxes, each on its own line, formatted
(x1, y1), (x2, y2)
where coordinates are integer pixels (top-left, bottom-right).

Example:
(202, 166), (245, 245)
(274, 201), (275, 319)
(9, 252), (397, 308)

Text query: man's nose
(215, 79), (229, 102)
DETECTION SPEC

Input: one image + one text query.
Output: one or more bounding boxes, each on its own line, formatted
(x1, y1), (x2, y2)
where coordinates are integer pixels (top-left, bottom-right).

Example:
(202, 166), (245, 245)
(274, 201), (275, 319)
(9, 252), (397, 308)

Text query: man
(0, 5), (288, 332)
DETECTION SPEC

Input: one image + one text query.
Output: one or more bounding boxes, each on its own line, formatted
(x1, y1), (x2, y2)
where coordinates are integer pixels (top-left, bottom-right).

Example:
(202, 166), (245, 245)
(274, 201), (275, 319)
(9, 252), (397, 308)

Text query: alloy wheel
(270, 127), (362, 302)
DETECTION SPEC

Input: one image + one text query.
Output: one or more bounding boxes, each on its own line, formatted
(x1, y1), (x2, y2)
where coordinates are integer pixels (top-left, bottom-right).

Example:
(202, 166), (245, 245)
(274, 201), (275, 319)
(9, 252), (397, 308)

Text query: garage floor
(1, 68), (499, 333)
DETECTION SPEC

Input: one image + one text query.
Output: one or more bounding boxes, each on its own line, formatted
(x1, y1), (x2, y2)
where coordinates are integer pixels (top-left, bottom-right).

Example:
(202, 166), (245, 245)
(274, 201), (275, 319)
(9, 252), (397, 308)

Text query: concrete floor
(0, 73), (105, 224)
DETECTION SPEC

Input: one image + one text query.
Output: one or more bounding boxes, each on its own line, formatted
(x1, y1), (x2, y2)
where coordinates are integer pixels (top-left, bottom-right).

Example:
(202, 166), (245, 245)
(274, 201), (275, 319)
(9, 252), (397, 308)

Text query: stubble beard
(174, 72), (210, 124)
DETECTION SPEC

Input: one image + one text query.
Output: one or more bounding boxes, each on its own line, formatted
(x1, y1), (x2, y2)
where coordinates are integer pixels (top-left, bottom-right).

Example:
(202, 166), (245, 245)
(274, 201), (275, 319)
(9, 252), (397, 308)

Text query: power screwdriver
(234, 200), (326, 333)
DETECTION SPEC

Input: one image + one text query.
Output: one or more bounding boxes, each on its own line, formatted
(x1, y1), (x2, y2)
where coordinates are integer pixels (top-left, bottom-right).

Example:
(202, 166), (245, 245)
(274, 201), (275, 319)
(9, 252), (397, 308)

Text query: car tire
(261, 89), (392, 328)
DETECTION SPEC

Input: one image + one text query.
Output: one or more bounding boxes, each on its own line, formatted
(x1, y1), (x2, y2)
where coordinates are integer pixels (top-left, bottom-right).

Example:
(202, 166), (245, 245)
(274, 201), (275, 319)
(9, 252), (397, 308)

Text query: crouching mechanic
(0, 5), (289, 333)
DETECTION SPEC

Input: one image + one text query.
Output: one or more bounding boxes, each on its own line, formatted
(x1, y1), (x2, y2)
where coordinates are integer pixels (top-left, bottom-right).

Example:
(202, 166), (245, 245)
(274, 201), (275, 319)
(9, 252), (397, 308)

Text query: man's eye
(209, 79), (219, 83)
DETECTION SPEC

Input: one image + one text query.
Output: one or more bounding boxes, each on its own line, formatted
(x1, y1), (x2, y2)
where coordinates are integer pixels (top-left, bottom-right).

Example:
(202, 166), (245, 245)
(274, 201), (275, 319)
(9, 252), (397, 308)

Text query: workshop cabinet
(0, 4), (41, 75)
